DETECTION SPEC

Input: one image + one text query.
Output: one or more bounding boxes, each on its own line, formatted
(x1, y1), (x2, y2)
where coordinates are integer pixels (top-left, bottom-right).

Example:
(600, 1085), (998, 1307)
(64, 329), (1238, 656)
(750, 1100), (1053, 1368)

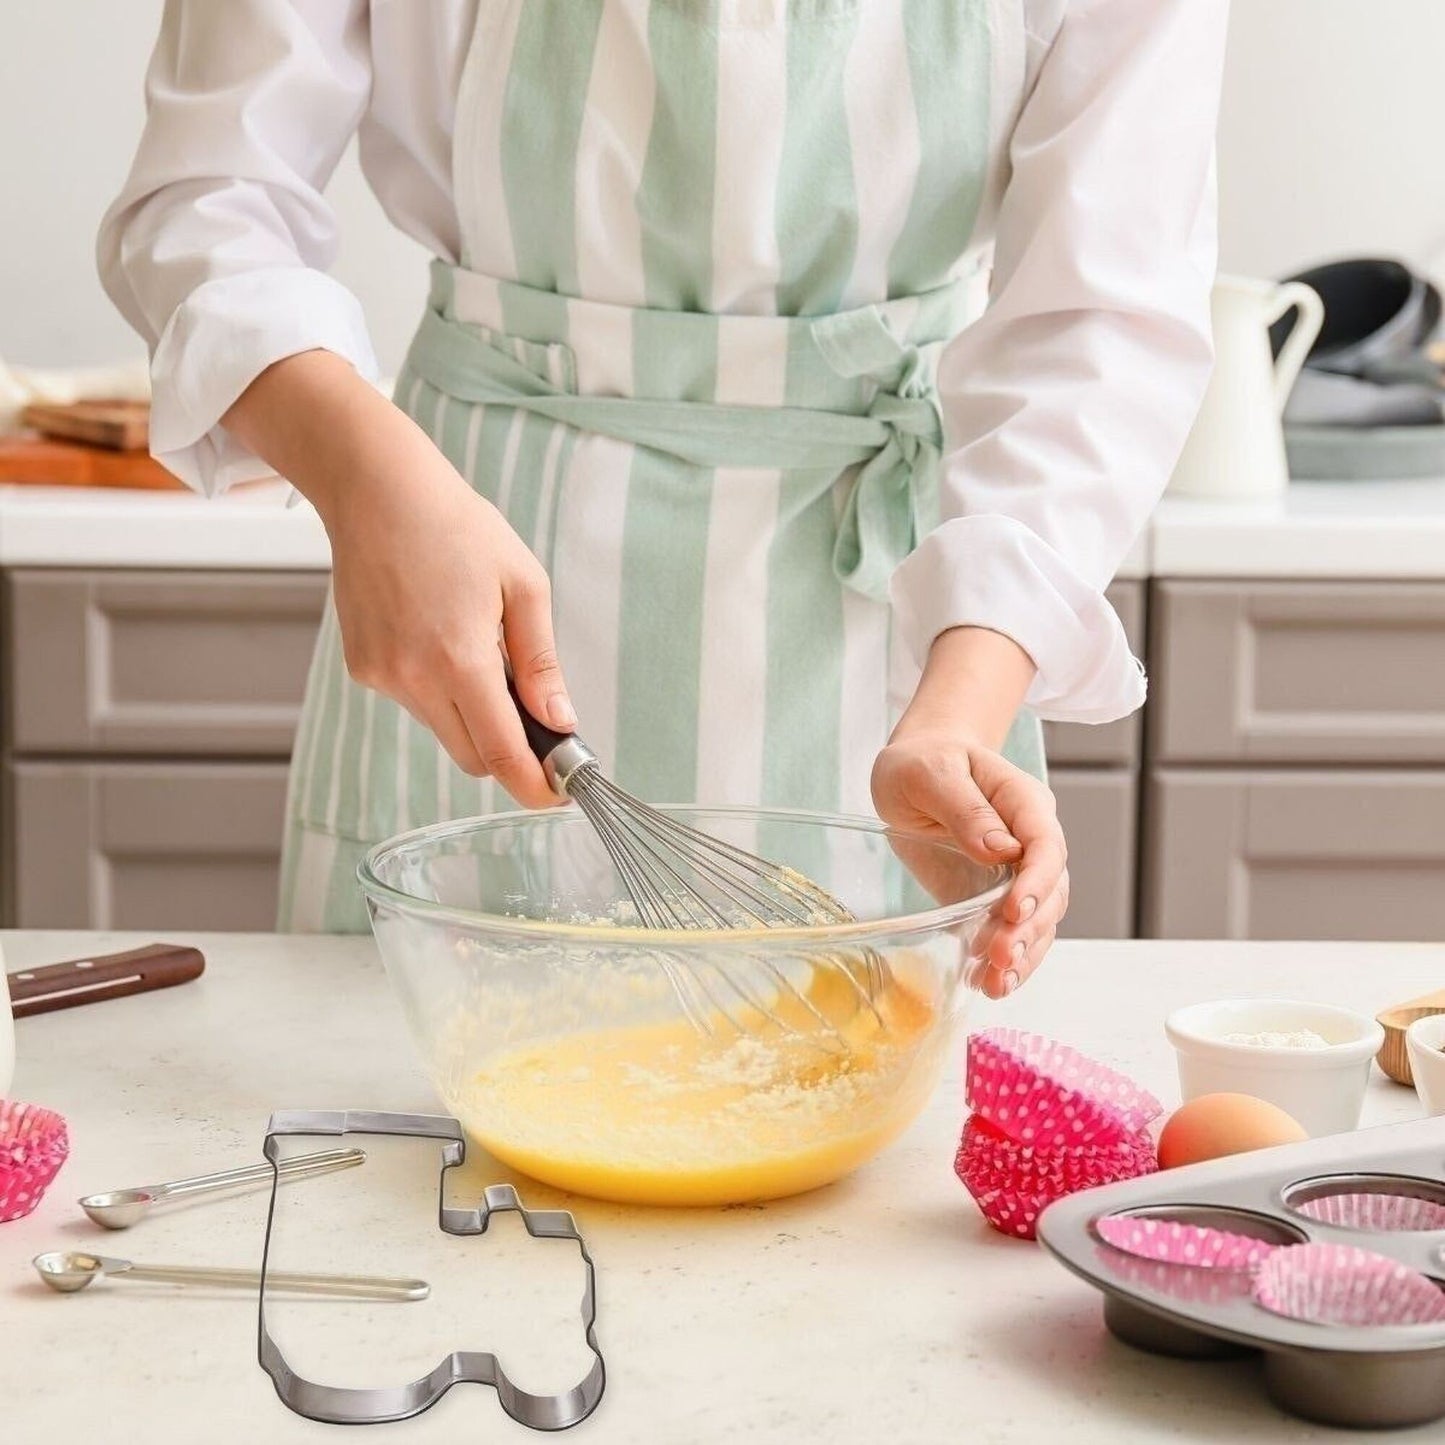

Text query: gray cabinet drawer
(7, 761), (289, 930)
(1042, 582), (1145, 767)
(1141, 768), (1445, 941)
(5, 570), (327, 756)
(1051, 768), (1136, 939)
(1151, 581), (1445, 764)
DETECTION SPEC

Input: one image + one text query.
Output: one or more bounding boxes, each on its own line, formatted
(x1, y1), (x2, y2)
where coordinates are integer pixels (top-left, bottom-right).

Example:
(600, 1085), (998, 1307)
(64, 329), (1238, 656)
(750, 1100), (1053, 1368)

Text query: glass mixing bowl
(359, 806), (1007, 1207)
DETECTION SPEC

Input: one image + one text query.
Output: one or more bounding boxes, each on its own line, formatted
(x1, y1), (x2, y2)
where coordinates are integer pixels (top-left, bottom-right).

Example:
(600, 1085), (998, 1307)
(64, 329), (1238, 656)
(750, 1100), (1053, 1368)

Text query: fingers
(970, 771), (1069, 998)
(940, 775), (1023, 865)
(975, 867), (1070, 999)
(873, 746), (1022, 866)
(361, 664), (558, 808)
(982, 768), (1067, 925)
(453, 645), (560, 809)
(416, 697), (487, 778)
(336, 532), (572, 807)
(501, 562), (577, 733)
(872, 737), (1069, 999)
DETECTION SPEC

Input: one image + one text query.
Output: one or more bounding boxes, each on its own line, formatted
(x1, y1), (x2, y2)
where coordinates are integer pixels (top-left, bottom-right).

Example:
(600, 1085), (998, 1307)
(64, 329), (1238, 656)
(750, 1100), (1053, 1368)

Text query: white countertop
(2, 932), (1441, 1444)
(1151, 478), (1445, 579)
(4, 476), (1445, 580)
(0, 481), (331, 569)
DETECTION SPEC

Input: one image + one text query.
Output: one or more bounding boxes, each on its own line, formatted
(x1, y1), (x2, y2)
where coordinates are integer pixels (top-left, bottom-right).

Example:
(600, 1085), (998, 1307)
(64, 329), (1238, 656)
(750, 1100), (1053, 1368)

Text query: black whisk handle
(505, 669), (597, 795)
(506, 671), (572, 765)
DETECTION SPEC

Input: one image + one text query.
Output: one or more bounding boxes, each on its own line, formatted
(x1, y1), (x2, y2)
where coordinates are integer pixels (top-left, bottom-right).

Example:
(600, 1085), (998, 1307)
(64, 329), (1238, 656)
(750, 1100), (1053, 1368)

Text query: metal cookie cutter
(258, 1109), (605, 1428)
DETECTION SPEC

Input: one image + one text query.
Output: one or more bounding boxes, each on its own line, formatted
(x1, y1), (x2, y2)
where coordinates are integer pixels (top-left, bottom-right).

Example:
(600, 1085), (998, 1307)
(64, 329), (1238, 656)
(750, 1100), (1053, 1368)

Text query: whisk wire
(563, 764), (891, 1046)
(506, 678), (892, 1053)
(579, 773), (811, 927)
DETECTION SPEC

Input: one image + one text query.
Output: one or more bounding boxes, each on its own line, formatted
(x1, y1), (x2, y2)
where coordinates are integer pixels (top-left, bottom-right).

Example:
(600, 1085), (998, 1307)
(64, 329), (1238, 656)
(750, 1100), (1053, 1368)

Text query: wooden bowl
(1376, 988), (1445, 1087)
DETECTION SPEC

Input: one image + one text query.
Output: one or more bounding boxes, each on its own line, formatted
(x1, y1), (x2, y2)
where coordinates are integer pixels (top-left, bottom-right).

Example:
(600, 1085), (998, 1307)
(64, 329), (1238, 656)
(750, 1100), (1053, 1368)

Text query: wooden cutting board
(0, 434), (184, 490)
(22, 399), (149, 450)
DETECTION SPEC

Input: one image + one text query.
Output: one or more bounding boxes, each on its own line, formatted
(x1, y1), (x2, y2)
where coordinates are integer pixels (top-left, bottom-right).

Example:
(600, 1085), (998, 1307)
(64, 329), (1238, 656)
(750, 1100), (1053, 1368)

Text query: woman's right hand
(224, 350), (573, 808)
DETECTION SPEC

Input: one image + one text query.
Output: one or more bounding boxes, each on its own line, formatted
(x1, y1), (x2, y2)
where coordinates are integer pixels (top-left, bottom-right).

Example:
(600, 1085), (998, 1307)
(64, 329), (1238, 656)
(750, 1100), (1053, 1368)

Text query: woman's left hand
(871, 627), (1068, 1000)
(872, 731), (1067, 997)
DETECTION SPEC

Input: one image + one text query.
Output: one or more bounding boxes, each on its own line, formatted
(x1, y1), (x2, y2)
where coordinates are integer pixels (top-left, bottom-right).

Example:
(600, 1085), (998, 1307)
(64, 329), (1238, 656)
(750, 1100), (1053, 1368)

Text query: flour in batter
(447, 960), (945, 1206)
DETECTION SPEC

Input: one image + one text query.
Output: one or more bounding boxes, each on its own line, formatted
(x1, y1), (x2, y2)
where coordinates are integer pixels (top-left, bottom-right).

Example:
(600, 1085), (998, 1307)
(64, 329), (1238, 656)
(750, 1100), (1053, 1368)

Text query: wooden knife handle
(5, 943), (205, 1018)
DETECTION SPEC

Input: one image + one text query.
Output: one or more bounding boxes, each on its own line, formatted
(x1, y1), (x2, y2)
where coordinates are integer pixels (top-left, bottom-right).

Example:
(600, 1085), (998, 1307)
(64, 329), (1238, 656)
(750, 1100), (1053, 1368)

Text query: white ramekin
(1164, 998), (1385, 1138)
(1405, 1014), (1445, 1117)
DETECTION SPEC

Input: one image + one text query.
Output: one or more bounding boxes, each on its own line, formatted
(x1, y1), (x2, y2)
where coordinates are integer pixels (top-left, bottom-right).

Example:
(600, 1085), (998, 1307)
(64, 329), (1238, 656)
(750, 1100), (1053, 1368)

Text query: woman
(99, 1), (1226, 994)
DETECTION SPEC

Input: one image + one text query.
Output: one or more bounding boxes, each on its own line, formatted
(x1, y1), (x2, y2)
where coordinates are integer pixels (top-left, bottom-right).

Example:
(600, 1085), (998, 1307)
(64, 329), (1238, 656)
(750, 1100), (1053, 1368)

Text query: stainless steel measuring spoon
(78, 1146), (365, 1229)
(33, 1250), (428, 1300)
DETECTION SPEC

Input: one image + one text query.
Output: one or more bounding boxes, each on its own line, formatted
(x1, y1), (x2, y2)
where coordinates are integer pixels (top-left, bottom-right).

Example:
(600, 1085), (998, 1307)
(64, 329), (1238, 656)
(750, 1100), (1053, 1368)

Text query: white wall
(2, 0), (429, 374)
(1216, 0), (1445, 282)
(4, 1), (1443, 374)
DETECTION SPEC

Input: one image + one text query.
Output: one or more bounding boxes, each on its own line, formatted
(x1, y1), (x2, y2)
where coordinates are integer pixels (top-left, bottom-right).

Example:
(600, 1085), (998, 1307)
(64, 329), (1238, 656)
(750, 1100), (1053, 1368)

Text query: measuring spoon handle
(150, 1147), (365, 1203)
(116, 1262), (428, 1300)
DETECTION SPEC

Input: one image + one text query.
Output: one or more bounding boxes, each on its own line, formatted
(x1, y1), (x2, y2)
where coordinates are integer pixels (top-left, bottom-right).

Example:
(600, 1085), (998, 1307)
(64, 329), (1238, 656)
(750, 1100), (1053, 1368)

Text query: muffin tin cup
(1094, 1206), (1289, 1271)
(1254, 1242), (1445, 1328)
(1036, 1118), (1445, 1430)
(1284, 1173), (1445, 1233)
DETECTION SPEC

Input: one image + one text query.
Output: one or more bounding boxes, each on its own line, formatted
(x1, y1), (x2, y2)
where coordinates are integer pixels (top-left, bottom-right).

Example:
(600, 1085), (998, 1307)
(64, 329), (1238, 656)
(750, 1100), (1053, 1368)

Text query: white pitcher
(1168, 274), (1325, 500)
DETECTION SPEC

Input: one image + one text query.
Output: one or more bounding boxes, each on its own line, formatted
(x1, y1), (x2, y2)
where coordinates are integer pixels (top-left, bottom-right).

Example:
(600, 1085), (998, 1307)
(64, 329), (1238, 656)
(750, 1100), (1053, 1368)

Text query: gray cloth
(1284, 368), (1444, 428)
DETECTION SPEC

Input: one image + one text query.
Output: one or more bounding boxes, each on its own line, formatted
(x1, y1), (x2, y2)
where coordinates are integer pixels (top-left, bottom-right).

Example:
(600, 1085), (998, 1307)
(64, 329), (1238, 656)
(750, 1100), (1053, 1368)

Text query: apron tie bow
(407, 271), (964, 604)
(812, 306), (945, 602)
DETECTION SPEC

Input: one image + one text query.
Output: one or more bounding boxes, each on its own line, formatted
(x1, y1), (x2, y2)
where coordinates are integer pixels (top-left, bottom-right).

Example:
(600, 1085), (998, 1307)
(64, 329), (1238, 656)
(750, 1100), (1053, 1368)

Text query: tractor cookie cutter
(258, 1109), (605, 1428)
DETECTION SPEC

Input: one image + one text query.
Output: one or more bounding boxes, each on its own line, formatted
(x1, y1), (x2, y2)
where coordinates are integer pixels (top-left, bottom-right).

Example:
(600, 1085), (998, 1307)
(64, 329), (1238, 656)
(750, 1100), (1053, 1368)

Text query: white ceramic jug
(0, 938), (12, 1099)
(1168, 274), (1325, 500)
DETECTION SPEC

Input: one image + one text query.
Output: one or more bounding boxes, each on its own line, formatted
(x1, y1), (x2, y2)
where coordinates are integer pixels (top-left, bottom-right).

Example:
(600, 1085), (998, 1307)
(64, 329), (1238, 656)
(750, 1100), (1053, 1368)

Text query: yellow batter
(448, 962), (942, 1206)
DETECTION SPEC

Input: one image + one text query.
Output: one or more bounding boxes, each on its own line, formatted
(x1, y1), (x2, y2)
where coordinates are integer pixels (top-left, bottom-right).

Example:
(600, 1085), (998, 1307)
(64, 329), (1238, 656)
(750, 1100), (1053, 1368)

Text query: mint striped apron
(280, 0), (1044, 934)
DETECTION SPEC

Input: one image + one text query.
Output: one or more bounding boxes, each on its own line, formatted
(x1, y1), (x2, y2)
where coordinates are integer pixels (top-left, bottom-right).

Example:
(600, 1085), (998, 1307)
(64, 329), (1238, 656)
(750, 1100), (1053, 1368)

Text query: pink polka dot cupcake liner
(955, 1114), (1157, 1240)
(1095, 1221), (1445, 1329)
(0, 1099), (70, 1223)
(1254, 1242), (1445, 1328)
(1292, 1191), (1445, 1234)
(958, 1113), (1158, 1186)
(1095, 1213), (1278, 1271)
(1098, 1249), (1257, 1309)
(965, 1029), (1164, 1149)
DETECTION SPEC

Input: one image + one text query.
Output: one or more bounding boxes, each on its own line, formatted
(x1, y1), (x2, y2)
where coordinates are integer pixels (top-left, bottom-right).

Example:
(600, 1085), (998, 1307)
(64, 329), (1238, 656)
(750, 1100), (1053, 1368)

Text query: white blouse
(98, 0), (1228, 725)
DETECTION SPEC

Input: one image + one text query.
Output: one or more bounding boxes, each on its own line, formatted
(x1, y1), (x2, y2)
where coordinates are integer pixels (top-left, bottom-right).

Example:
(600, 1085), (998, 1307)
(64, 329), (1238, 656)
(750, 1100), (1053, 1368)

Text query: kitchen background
(1, 1), (1443, 940)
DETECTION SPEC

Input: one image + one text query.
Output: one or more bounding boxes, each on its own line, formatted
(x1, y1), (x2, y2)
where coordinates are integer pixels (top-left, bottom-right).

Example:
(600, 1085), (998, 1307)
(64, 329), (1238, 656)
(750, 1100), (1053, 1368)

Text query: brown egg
(1157, 1093), (1308, 1169)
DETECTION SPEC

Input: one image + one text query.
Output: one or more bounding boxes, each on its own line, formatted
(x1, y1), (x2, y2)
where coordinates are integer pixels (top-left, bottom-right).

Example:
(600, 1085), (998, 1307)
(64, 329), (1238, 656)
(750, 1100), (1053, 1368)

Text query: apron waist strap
(406, 263), (977, 601)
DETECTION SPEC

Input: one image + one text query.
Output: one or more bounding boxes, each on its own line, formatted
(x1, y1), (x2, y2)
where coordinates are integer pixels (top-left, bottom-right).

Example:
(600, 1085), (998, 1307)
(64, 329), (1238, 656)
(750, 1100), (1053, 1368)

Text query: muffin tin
(1036, 1118), (1445, 1429)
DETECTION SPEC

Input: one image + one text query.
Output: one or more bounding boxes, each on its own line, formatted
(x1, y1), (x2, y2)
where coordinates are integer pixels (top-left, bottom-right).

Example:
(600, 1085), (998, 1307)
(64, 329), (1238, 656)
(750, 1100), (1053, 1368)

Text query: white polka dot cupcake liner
(955, 1114), (1157, 1240)
(965, 1028), (1163, 1150)
(0, 1099), (70, 1223)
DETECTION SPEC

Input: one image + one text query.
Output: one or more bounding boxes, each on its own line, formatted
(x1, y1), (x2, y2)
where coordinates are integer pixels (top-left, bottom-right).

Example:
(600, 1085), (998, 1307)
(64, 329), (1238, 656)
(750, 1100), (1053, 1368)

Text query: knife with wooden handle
(4, 944), (205, 1018)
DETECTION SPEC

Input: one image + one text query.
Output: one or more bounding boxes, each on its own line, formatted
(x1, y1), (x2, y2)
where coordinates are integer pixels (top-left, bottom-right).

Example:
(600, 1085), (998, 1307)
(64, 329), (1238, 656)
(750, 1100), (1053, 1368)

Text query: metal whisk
(509, 682), (887, 1050)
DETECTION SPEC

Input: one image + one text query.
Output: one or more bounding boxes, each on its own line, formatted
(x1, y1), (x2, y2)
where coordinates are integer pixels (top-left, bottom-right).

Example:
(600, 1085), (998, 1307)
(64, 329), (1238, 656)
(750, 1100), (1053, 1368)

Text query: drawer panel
(1141, 768), (1445, 940)
(1051, 768), (1136, 939)
(7, 761), (289, 930)
(1042, 582), (1145, 767)
(1150, 580), (1445, 764)
(6, 569), (328, 755)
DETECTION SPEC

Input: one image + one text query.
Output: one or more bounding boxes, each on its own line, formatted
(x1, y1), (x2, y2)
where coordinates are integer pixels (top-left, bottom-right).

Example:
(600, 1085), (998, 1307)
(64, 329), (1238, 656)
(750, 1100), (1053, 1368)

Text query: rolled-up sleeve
(97, 0), (378, 495)
(891, 0), (1228, 724)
